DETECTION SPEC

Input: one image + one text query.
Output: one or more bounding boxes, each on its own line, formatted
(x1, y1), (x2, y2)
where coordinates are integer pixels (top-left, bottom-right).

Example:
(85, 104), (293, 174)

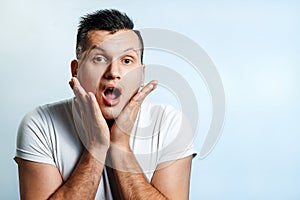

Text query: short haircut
(76, 9), (144, 63)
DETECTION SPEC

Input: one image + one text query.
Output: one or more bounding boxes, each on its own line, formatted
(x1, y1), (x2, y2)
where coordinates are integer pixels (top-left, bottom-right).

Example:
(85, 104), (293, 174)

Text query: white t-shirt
(15, 98), (196, 199)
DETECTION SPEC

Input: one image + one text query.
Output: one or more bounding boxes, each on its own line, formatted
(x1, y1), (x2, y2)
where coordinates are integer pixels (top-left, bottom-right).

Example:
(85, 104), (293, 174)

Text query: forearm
(109, 147), (167, 200)
(49, 148), (107, 200)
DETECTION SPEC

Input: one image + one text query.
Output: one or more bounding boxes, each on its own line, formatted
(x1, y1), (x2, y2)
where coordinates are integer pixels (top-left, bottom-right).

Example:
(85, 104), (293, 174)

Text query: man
(15, 9), (196, 199)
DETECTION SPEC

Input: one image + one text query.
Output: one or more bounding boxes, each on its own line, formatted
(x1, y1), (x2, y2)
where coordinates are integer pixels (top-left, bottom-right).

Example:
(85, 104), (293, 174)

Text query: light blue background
(1, 0), (299, 199)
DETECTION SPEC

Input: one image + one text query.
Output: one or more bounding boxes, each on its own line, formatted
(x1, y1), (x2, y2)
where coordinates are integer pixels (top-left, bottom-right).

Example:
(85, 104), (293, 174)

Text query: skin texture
(16, 29), (193, 200)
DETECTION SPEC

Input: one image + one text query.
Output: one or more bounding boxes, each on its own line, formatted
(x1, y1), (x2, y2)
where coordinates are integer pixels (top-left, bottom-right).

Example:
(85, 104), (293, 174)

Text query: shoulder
(139, 101), (197, 163)
(20, 99), (73, 125)
(17, 98), (73, 146)
(138, 101), (186, 145)
(139, 101), (183, 133)
(16, 99), (74, 165)
(140, 101), (181, 122)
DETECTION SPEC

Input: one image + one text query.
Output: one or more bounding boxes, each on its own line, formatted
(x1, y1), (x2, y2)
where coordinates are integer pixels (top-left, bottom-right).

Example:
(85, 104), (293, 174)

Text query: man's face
(76, 30), (144, 120)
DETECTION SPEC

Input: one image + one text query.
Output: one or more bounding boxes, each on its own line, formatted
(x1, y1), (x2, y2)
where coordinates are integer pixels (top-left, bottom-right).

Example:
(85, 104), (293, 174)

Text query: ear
(70, 59), (78, 77)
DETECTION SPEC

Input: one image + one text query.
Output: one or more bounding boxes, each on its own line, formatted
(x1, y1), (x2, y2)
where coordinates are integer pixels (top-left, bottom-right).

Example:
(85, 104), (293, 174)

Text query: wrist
(86, 144), (109, 163)
(109, 142), (132, 153)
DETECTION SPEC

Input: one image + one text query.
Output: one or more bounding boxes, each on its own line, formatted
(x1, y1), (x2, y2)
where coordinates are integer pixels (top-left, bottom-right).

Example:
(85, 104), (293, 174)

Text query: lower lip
(102, 93), (121, 106)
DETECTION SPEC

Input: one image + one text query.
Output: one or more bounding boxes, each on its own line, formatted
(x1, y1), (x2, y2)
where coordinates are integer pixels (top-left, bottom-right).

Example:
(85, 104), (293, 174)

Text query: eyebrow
(90, 45), (106, 53)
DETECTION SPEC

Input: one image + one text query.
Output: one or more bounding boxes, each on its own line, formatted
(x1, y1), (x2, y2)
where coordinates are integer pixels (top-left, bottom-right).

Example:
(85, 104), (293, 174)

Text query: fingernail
(152, 82), (158, 89)
(69, 80), (74, 89)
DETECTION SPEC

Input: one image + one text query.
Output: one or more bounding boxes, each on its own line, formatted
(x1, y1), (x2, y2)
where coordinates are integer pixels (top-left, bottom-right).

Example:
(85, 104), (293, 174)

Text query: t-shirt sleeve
(15, 107), (56, 166)
(158, 106), (197, 164)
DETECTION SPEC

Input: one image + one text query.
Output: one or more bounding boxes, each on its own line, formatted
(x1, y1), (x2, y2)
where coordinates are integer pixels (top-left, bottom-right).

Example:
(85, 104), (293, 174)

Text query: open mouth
(104, 87), (121, 100)
(102, 86), (122, 106)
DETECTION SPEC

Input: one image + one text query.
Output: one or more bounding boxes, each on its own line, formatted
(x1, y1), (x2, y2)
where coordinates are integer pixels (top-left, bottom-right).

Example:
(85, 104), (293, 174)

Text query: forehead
(86, 30), (141, 54)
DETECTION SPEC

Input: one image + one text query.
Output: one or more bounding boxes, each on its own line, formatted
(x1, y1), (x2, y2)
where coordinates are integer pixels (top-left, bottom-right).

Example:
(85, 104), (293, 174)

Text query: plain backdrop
(1, 0), (299, 199)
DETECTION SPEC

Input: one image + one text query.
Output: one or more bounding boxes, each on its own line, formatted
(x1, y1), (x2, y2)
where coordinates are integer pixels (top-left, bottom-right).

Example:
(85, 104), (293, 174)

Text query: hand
(70, 77), (110, 161)
(110, 80), (158, 151)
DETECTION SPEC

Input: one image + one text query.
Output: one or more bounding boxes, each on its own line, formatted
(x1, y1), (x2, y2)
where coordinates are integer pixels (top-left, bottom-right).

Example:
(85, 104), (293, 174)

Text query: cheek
(77, 65), (105, 93)
(121, 67), (143, 96)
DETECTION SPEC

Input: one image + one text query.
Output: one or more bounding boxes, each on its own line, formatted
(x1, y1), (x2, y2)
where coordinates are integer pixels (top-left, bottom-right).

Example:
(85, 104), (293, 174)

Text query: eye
(93, 55), (107, 63)
(122, 58), (133, 65)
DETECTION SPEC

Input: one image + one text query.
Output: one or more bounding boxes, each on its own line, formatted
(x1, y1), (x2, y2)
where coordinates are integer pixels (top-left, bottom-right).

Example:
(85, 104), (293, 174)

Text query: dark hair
(76, 9), (144, 63)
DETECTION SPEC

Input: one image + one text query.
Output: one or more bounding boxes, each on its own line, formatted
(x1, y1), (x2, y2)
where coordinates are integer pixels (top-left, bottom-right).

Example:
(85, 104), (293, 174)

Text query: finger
(88, 92), (102, 117)
(74, 97), (83, 113)
(69, 79), (74, 89)
(72, 77), (89, 102)
(113, 81), (158, 135)
(87, 92), (110, 139)
(132, 80), (158, 103)
(119, 80), (158, 122)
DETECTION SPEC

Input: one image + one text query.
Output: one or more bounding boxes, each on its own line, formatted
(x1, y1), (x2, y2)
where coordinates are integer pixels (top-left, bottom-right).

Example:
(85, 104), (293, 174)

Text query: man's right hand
(71, 77), (110, 161)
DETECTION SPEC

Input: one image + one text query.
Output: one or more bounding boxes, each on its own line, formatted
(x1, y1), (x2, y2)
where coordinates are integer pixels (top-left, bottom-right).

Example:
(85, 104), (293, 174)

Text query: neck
(106, 119), (115, 130)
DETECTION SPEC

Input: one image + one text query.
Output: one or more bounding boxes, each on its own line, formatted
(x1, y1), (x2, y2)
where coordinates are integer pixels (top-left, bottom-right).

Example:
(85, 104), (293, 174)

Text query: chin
(101, 106), (122, 121)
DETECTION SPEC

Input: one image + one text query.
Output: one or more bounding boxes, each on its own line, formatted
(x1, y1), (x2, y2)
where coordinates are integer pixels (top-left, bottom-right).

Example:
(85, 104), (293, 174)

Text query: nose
(104, 60), (121, 80)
